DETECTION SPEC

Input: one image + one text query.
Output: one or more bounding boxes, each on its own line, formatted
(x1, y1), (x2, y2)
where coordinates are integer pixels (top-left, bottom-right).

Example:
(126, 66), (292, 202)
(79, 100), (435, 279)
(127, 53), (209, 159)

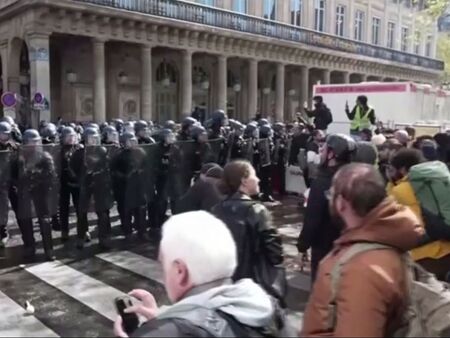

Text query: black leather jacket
(212, 192), (283, 281)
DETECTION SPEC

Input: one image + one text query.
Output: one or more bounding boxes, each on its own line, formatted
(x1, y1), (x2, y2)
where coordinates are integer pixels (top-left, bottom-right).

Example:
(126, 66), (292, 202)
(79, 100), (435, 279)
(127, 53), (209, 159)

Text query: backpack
(327, 243), (450, 337)
(409, 161), (450, 228)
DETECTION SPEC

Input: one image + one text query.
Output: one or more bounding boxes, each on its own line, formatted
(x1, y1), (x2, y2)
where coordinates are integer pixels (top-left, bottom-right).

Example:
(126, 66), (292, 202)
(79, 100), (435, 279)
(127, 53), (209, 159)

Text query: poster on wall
(119, 89), (140, 121)
(74, 85), (94, 122)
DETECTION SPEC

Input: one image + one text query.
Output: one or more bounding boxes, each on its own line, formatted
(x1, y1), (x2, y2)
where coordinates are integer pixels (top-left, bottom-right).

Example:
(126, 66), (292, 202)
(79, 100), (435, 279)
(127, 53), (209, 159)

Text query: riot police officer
(163, 120), (176, 132)
(70, 127), (114, 250)
(191, 125), (213, 180)
(111, 132), (148, 240)
(178, 117), (198, 141)
(153, 128), (179, 231)
(0, 121), (19, 249)
(273, 122), (289, 196)
(102, 125), (120, 146)
(244, 122), (260, 167)
(2, 116), (22, 144)
(258, 124), (275, 202)
(40, 123), (58, 144)
(228, 121), (246, 161)
(135, 120), (155, 145)
(59, 127), (82, 242)
(208, 110), (228, 166)
(16, 129), (56, 260)
(112, 119), (124, 135)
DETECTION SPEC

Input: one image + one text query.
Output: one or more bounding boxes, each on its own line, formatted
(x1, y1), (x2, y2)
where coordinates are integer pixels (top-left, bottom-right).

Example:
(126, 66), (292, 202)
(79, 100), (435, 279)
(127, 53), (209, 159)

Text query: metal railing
(73, 0), (444, 71)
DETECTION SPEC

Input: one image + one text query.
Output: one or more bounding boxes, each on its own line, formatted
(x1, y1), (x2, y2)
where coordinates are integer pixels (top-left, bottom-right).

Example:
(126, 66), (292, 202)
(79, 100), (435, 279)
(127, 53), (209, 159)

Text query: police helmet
(86, 122), (100, 131)
(211, 110), (227, 125)
(120, 131), (138, 148)
(258, 118), (270, 127)
(100, 122), (109, 133)
(0, 121), (12, 135)
(182, 117), (198, 129)
(274, 122), (286, 133)
(40, 123), (58, 140)
(23, 129), (42, 145)
(244, 123), (259, 139)
(259, 125), (274, 139)
(61, 127), (78, 146)
(164, 120), (176, 131)
(326, 134), (356, 162)
(124, 121), (135, 133)
(102, 125), (119, 144)
(159, 128), (176, 145)
(1, 116), (15, 126)
(352, 141), (378, 165)
(191, 125), (207, 140)
(135, 120), (148, 133)
(83, 127), (101, 146)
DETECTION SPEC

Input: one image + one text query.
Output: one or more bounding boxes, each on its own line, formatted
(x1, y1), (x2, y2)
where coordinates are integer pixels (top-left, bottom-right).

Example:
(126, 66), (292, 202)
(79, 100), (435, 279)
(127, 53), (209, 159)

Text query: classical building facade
(0, 0), (444, 125)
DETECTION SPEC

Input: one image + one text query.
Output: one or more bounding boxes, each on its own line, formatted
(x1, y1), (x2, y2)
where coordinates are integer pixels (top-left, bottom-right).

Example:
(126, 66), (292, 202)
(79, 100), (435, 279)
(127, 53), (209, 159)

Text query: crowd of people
(1, 95), (450, 336)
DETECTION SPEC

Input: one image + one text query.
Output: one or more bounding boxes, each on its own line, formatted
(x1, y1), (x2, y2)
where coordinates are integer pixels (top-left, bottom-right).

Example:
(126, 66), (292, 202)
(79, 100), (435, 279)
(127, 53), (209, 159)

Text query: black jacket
(297, 166), (341, 255)
(306, 104), (333, 130)
(289, 133), (311, 165)
(178, 177), (224, 213)
(212, 192), (283, 281)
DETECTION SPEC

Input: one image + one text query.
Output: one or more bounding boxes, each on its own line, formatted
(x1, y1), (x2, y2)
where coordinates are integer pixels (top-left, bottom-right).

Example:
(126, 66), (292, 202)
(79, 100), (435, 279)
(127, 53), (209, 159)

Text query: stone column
(343, 71), (351, 84)
(248, 59), (258, 119)
(275, 63), (285, 122)
(217, 55), (227, 112)
(299, 66), (309, 109)
(93, 38), (106, 123)
(141, 45), (153, 121)
(27, 32), (52, 123)
(0, 42), (8, 94)
(322, 69), (331, 85)
(181, 50), (193, 117)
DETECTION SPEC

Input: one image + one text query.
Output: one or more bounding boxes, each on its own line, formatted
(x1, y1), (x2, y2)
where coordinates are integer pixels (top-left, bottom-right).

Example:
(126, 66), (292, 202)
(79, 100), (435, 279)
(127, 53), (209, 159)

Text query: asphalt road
(0, 195), (310, 337)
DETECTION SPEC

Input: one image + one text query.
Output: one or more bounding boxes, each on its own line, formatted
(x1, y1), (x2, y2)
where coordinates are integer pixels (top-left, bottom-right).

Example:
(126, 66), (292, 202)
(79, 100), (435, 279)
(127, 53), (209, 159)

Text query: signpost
(1, 92), (18, 119)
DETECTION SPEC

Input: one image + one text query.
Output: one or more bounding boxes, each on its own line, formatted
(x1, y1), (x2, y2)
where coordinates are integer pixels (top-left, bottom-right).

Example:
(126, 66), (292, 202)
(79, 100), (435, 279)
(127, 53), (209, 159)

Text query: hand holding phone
(115, 296), (140, 335)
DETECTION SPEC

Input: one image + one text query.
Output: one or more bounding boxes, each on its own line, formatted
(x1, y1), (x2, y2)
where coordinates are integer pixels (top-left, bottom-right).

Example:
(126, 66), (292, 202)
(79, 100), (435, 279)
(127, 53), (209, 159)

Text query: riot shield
(78, 146), (114, 213)
(17, 145), (58, 220)
(0, 150), (11, 226)
(208, 138), (223, 164)
(258, 138), (271, 167)
(241, 139), (255, 163)
(139, 144), (161, 204)
(43, 144), (62, 218)
(173, 140), (196, 196)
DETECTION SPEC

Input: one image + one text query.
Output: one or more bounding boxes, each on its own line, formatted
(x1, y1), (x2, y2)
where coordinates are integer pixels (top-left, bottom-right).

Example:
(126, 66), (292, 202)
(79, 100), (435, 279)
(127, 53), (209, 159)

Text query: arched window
(156, 61), (177, 84)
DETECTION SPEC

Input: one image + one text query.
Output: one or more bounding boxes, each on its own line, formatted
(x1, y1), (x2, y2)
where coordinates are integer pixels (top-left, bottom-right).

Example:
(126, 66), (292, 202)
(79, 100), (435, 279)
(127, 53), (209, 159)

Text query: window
(372, 17), (381, 45)
(401, 26), (409, 52)
(414, 31), (421, 54)
(387, 21), (395, 48)
(233, 0), (247, 13)
(335, 5), (345, 36)
(314, 0), (325, 32)
(263, 0), (276, 20)
(426, 34), (433, 57)
(354, 10), (365, 41)
(290, 0), (302, 27)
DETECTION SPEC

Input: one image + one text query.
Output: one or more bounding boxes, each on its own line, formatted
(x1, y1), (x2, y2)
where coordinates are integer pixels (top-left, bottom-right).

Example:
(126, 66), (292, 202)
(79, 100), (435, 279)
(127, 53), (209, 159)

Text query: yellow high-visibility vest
(351, 105), (373, 131)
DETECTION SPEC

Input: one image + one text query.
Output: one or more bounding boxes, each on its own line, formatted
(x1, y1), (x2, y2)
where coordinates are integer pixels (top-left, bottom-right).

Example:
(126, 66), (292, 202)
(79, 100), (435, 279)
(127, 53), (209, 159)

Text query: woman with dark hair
(212, 160), (285, 303)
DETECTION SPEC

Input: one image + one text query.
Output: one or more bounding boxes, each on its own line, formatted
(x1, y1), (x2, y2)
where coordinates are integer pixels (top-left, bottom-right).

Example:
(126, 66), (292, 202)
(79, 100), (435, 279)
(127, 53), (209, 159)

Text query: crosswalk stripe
(25, 261), (126, 322)
(0, 290), (59, 338)
(96, 251), (165, 284)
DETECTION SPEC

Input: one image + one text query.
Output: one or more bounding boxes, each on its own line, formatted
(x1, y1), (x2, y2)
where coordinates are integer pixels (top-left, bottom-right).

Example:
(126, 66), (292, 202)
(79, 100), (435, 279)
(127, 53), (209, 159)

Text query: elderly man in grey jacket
(114, 211), (284, 337)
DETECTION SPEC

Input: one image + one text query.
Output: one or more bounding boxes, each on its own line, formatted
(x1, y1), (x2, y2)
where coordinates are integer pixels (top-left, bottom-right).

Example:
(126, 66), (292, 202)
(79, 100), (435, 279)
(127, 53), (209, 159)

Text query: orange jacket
(301, 198), (423, 337)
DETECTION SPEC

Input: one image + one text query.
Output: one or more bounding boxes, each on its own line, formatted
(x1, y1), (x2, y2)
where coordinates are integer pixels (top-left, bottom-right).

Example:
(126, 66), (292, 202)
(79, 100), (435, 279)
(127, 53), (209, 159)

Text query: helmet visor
(86, 135), (101, 146)
(64, 134), (78, 145)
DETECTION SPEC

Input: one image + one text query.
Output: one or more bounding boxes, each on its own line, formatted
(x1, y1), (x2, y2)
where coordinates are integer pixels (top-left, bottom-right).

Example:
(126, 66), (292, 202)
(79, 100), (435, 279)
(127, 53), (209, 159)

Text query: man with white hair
(114, 211), (281, 337)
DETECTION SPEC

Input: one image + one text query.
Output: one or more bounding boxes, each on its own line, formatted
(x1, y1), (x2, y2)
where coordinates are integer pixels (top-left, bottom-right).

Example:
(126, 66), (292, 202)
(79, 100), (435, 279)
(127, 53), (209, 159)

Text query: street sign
(1, 92), (17, 108)
(32, 92), (47, 110)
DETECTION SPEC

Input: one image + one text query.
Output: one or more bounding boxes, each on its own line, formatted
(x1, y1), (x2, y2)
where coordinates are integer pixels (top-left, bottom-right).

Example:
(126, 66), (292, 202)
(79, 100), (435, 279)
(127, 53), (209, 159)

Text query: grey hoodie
(132, 279), (276, 337)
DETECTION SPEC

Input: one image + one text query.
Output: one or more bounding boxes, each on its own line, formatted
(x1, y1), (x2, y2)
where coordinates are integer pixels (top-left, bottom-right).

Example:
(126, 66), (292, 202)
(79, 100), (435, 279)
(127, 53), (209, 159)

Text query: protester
(304, 96), (333, 131)
(388, 149), (450, 280)
(212, 161), (285, 303)
(297, 134), (356, 282)
(177, 164), (224, 213)
(304, 130), (326, 187)
(114, 211), (281, 337)
(301, 163), (423, 337)
(345, 95), (376, 139)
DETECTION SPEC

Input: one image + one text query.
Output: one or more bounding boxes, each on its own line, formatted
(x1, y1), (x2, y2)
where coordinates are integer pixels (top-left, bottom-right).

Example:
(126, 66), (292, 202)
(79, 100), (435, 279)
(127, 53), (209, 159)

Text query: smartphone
(115, 296), (139, 334)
